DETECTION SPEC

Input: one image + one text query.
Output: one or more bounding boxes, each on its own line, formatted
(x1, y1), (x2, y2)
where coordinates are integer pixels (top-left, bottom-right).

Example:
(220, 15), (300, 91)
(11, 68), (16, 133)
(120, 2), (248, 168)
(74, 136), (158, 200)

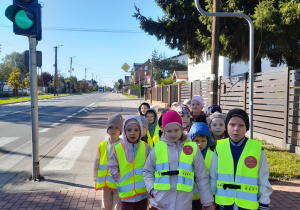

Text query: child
(138, 102), (150, 116)
(143, 110), (215, 210)
(189, 122), (214, 210)
(140, 116), (149, 143)
(191, 96), (206, 124)
(108, 116), (151, 210)
(183, 99), (192, 112)
(145, 108), (160, 148)
(207, 104), (222, 115)
(207, 112), (228, 147)
(174, 104), (191, 133)
(93, 114), (123, 210)
(158, 108), (170, 138)
(210, 108), (273, 210)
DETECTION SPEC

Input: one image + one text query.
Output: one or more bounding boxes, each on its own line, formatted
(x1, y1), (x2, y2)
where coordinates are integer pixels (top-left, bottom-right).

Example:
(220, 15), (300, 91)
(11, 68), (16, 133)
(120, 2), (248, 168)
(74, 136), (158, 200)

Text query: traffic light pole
(29, 37), (40, 180)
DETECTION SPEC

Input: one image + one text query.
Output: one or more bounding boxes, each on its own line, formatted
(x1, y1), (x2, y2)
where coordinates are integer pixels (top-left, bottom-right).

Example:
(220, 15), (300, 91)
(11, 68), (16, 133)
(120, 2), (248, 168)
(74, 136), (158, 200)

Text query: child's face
(181, 114), (190, 127)
(210, 118), (225, 136)
(227, 117), (246, 142)
(193, 136), (208, 151)
(107, 126), (121, 140)
(141, 105), (148, 115)
(146, 112), (155, 124)
(125, 123), (140, 143)
(164, 123), (183, 143)
(191, 100), (203, 114)
(142, 126), (147, 137)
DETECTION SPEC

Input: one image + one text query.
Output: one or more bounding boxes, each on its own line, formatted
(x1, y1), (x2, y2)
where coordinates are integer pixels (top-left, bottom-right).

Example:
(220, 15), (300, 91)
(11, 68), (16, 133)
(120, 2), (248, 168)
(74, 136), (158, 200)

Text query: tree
(134, 0), (300, 72)
(24, 73), (30, 89)
(8, 67), (21, 97)
(152, 50), (188, 82)
(0, 52), (27, 81)
(117, 79), (124, 90)
(40, 72), (53, 87)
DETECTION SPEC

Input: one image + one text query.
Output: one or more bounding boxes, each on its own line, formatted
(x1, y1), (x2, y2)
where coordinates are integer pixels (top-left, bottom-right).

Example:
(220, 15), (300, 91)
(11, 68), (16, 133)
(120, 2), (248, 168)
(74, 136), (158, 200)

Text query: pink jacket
(143, 133), (214, 210)
(108, 115), (151, 202)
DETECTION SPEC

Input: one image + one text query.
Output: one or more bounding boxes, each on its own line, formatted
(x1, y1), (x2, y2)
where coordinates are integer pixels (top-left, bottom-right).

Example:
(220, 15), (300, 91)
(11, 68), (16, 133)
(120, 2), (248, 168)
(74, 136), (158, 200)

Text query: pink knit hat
(162, 110), (183, 130)
(192, 95), (204, 107)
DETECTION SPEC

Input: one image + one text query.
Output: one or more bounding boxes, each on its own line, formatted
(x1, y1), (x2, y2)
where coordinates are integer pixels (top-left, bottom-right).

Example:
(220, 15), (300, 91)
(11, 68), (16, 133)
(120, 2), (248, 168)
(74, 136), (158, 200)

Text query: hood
(145, 108), (158, 137)
(122, 115), (143, 147)
(189, 122), (211, 158)
(138, 102), (150, 116)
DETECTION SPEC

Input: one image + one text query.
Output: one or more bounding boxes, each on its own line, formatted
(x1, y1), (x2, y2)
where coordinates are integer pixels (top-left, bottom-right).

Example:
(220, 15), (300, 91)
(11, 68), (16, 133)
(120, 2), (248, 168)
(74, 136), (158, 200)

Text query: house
(133, 60), (151, 85)
(172, 71), (188, 82)
(187, 52), (287, 82)
(123, 75), (132, 87)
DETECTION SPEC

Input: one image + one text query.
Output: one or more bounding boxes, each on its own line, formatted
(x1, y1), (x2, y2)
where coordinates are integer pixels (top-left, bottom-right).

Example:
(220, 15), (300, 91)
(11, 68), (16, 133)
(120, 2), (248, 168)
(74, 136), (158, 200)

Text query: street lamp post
(69, 56), (76, 94)
(53, 45), (63, 96)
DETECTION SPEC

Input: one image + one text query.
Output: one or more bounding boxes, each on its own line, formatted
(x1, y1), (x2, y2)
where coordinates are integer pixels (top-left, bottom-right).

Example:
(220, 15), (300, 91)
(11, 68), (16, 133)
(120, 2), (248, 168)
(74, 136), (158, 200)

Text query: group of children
(93, 96), (273, 210)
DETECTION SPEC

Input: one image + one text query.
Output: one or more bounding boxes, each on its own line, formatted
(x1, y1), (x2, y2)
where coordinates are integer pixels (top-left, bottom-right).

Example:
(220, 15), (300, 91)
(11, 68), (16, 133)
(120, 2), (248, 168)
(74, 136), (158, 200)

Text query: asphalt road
(0, 92), (135, 193)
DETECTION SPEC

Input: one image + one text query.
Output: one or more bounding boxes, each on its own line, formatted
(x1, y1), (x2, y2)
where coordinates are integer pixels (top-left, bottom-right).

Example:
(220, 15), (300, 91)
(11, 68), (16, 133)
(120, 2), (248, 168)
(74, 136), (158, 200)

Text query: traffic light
(5, 0), (42, 41)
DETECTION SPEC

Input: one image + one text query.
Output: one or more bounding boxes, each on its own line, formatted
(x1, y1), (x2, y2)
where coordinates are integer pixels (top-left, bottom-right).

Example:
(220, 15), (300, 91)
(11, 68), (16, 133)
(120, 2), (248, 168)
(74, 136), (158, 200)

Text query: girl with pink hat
(191, 95), (206, 124)
(142, 111), (215, 210)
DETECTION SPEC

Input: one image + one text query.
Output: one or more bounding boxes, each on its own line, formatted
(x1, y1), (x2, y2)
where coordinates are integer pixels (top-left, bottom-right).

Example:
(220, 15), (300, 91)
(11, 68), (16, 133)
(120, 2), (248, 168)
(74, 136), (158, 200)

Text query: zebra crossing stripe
(43, 136), (90, 171)
(39, 128), (52, 133)
(0, 137), (19, 147)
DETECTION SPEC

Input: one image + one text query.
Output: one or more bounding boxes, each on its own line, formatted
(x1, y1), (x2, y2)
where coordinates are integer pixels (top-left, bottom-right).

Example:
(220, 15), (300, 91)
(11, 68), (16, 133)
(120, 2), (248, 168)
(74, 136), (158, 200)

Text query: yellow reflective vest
(215, 138), (261, 209)
(193, 149), (214, 200)
(154, 141), (197, 192)
(114, 141), (148, 199)
(95, 141), (117, 190)
(146, 124), (160, 148)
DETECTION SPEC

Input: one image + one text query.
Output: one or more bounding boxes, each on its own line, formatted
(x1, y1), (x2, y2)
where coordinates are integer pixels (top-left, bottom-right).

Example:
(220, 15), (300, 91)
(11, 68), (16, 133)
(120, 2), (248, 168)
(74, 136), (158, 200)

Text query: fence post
(189, 82), (193, 99)
(150, 87), (153, 104)
(218, 76), (221, 106)
(161, 85), (164, 103)
(283, 68), (290, 150)
(156, 86), (158, 101)
(243, 73), (248, 111)
(178, 83), (181, 103)
(168, 85), (172, 107)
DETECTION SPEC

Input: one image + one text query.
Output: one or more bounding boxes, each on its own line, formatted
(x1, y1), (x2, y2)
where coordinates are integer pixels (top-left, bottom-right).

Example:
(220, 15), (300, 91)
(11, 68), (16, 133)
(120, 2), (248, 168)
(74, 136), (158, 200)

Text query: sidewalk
(0, 94), (299, 209)
(0, 180), (299, 209)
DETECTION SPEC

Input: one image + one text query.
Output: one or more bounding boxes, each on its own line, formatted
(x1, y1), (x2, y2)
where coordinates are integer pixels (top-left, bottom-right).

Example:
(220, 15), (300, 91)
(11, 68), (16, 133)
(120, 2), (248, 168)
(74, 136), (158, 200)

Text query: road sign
(117, 82), (120, 86)
(121, 63), (130, 72)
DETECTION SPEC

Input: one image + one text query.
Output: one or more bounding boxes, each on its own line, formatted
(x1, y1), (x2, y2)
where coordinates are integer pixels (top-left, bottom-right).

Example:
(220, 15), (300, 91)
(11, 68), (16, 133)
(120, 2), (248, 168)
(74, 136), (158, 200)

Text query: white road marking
(43, 136), (90, 171)
(39, 128), (51, 133)
(51, 123), (60, 127)
(72, 113), (77, 116)
(0, 137), (19, 147)
(60, 119), (67, 122)
(67, 116), (73, 118)
(0, 138), (51, 174)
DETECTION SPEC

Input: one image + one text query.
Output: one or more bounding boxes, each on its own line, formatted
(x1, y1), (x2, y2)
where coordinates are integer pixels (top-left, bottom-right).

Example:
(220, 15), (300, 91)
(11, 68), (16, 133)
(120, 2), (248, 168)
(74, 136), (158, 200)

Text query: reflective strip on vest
(114, 142), (148, 199)
(215, 138), (261, 209)
(154, 141), (197, 192)
(146, 124), (160, 149)
(96, 141), (117, 190)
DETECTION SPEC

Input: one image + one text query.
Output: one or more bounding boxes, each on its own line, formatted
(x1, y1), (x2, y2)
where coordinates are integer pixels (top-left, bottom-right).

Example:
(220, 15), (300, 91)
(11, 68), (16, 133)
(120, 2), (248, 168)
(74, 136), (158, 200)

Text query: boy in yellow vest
(93, 114), (123, 210)
(189, 122), (214, 210)
(210, 108), (273, 210)
(145, 108), (160, 148)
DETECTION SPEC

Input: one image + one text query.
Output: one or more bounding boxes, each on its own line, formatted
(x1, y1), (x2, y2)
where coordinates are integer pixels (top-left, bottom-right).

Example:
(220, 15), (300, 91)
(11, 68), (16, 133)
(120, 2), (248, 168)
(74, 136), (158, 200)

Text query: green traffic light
(15, 10), (34, 29)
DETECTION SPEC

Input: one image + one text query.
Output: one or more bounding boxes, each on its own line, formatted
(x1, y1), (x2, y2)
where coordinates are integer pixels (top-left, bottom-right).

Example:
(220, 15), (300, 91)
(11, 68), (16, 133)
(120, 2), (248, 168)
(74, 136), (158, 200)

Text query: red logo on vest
(244, 156), (257, 168)
(183, 145), (193, 155)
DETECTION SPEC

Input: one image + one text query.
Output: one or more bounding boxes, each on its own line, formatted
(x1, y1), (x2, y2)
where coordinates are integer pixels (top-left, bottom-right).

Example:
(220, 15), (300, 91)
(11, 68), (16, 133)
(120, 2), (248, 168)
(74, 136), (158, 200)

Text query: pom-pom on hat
(192, 95), (204, 108)
(225, 108), (249, 131)
(162, 110), (182, 131)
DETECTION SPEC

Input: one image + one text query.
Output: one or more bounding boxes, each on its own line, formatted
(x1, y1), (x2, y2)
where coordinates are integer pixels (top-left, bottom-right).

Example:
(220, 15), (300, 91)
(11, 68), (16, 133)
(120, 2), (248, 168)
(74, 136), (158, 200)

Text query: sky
(0, 0), (180, 87)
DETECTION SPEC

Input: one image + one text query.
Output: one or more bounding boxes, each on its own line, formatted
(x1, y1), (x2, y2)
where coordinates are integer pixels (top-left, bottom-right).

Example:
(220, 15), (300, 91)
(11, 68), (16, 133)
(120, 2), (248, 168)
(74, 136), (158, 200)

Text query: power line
(0, 24), (143, 34)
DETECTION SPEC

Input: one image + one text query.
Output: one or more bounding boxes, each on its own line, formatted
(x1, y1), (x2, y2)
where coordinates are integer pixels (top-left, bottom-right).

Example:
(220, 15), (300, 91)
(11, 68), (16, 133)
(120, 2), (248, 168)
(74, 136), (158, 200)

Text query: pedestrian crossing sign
(121, 63), (130, 72)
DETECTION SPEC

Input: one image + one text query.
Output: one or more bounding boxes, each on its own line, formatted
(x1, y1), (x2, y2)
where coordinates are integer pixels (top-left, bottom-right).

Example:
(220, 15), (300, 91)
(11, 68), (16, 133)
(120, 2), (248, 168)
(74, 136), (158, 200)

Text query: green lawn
(260, 140), (300, 181)
(122, 93), (137, 98)
(0, 94), (72, 105)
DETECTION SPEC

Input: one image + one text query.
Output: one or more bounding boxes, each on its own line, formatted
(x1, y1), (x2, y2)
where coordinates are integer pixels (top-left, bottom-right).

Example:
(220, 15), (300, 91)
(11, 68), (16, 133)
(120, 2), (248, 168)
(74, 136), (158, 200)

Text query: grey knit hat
(140, 116), (149, 128)
(107, 114), (123, 133)
(207, 112), (226, 127)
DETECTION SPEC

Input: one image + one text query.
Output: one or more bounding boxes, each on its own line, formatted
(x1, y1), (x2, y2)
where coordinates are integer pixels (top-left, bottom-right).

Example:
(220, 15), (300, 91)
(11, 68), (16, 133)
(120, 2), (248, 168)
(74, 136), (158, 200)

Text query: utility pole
(85, 68), (87, 93)
(69, 56), (76, 94)
(210, 0), (220, 106)
(92, 73), (94, 92)
(53, 45), (63, 96)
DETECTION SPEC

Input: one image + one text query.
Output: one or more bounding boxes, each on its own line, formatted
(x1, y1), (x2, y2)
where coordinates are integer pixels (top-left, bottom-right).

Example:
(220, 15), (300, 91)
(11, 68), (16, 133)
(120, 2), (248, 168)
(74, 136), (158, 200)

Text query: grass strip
(0, 94), (72, 105)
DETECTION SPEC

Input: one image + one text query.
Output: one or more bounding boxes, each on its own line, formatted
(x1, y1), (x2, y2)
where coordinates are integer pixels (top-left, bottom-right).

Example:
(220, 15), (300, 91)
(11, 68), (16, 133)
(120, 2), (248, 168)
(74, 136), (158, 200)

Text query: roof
(173, 71), (188, 79)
